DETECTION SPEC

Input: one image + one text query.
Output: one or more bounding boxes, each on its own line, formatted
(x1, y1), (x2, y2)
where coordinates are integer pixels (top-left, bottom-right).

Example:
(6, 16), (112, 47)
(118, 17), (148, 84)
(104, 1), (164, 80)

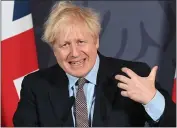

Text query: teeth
(71, 59), (84, 66)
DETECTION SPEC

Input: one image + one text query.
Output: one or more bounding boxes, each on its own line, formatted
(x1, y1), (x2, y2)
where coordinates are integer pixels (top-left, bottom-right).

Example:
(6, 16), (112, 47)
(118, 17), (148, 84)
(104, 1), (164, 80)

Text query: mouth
(69, 58), (86, 67)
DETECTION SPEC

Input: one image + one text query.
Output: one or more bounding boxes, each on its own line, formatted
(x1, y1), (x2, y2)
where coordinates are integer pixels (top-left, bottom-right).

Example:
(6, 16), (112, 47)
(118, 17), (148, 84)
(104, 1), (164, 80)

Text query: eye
(78, 40), (85, 44)
(61, 42), (70, 48)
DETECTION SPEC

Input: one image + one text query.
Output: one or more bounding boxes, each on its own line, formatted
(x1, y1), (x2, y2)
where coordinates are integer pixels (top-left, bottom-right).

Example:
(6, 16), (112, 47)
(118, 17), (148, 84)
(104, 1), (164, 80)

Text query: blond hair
(42, 1), (101, 45)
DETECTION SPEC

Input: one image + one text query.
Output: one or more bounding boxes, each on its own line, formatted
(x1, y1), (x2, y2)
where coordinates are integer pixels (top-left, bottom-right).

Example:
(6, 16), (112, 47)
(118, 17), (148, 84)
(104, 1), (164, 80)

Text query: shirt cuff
(143, 90), (165, 121)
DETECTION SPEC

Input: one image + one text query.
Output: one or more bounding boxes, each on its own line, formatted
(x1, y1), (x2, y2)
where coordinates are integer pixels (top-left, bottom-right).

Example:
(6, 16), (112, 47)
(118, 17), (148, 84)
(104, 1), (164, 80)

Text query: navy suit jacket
(13, 53), (176, 127)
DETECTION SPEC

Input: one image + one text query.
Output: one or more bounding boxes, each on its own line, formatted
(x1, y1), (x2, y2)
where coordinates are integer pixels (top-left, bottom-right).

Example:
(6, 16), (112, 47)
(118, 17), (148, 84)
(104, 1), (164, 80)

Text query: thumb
(148, 66), (158, 81)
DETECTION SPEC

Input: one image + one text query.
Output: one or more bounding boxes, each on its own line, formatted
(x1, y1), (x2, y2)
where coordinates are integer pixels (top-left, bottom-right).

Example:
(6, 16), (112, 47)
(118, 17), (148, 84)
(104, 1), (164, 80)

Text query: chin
(68, 70), (89, 77)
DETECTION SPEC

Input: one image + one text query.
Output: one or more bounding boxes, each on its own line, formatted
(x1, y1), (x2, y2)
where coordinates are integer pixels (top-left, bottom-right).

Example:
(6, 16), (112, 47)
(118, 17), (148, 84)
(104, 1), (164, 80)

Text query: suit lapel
(48, 65), (74, 127)
(92, 54), (120, 126)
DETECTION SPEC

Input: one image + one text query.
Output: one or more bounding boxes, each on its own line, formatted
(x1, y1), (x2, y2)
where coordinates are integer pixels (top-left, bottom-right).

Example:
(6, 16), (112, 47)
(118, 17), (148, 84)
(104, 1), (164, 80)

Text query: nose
(70, 44), (79, 57)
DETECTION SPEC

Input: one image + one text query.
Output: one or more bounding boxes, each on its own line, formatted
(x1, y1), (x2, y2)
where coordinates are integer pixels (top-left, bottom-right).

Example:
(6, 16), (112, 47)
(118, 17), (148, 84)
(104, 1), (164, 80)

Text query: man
(13, 1), (175, 127)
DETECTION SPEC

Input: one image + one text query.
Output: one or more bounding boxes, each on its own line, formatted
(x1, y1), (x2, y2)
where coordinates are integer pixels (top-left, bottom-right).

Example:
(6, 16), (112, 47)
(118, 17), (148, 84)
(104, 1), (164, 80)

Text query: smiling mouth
(69, 58), (86, 67)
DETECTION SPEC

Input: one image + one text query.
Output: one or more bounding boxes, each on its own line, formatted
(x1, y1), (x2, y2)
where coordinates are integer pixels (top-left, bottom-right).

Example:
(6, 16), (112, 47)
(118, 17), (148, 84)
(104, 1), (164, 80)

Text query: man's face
(53, 21), (99, 77)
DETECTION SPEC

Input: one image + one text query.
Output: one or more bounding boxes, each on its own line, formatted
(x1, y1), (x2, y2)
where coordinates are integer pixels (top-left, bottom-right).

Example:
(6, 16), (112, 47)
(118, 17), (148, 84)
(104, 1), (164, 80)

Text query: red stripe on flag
(172, 79), (176, 103)
(2, 28), (38, 126)
(2, 29), (38, 79)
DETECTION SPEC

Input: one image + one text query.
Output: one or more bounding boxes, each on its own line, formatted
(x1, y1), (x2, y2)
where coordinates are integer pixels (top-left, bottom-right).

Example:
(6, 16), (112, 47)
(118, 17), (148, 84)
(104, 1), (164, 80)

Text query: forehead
(56, 20), (93, 42)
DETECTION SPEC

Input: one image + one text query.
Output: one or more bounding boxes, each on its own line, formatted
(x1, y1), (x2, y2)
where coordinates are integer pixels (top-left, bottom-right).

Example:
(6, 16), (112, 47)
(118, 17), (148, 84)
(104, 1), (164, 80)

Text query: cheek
(83, 46), (97, 62)
(54, 50), (68, 62)
(84, 43), (98, 52)
(89, 45), (98, 55)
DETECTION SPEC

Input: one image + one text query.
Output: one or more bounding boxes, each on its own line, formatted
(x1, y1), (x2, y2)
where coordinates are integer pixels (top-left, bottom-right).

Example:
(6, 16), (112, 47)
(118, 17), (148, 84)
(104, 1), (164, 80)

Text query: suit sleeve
(13, 75), (39, 126)
(141, 63), (176, 127)
(155, 82), (176, 127)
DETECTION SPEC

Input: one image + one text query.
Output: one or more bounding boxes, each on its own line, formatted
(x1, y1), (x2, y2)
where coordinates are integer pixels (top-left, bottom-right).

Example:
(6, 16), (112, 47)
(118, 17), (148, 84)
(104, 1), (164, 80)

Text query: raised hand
(115, 66), (158, 104)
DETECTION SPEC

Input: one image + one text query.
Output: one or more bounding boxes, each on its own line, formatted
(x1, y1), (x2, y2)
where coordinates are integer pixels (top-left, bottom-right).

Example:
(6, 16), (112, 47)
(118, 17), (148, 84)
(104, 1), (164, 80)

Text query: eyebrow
(63, 38), (84, 43)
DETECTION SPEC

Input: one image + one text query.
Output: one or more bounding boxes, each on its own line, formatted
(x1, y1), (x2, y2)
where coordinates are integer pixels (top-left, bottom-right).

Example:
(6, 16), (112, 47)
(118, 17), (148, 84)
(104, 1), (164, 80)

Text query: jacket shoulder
(21, 64), (63, 89)
(25, 64), (59, 80)
(105, 56), (151, 77)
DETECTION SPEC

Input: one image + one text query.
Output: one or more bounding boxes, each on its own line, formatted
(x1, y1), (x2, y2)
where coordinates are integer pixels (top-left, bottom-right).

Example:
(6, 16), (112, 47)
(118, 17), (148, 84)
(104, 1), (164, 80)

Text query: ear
(95, 37), (99, 49)
(53, 50), (57, 57)
(52, 44), (57, 57)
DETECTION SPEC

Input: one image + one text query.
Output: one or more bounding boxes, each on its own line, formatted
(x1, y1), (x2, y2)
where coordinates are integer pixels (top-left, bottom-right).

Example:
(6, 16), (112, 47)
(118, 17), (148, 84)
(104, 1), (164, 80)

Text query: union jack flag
(1, 1), (38, 126)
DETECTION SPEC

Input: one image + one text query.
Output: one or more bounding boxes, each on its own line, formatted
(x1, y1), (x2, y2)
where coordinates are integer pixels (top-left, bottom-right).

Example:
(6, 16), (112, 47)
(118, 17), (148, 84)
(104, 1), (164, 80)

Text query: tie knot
(76, 78), (88, 88)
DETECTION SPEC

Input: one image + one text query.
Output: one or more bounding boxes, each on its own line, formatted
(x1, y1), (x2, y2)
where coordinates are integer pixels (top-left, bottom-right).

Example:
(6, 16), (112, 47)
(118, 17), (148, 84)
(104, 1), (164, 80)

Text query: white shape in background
(2, 1), (33, 41)
(13, 69), (38, 98)
(13, 76), (25, 98)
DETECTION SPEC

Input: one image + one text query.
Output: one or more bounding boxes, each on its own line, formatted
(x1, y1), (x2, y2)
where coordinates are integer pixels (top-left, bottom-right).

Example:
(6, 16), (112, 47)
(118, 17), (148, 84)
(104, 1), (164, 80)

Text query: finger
(122, 67), (138, 79)
(117, 83), (129, 91)
(148, 66), (158, 81)
(121, 91), (128, 97)
(115, 75), (131, 84)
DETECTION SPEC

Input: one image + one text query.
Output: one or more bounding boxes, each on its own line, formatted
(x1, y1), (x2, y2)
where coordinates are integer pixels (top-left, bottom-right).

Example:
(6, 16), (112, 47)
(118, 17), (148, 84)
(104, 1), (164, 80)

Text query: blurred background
(31, 0), (176, 94)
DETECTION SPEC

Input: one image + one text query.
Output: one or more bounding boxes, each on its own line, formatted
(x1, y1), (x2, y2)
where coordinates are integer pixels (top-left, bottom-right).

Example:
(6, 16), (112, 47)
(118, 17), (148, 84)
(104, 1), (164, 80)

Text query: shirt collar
(66, 54), (100, 90)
